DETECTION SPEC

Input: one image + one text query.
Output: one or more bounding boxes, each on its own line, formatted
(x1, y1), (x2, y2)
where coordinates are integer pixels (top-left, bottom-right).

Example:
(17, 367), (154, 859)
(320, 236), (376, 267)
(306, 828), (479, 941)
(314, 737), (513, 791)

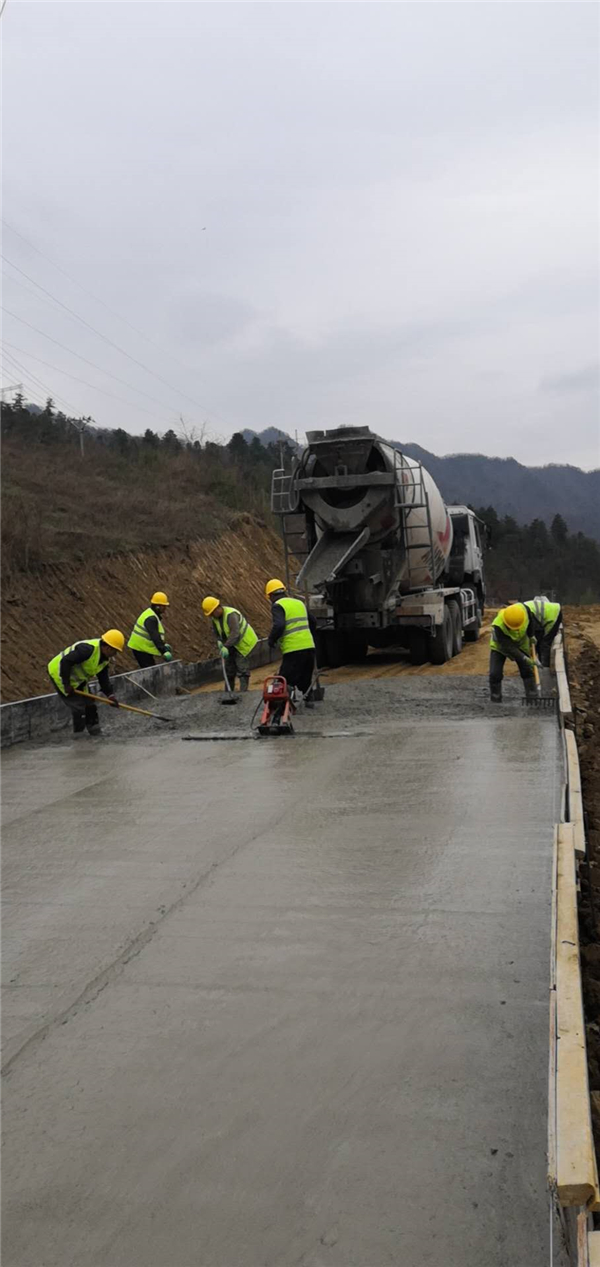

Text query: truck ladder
(392, 450), (435, 590)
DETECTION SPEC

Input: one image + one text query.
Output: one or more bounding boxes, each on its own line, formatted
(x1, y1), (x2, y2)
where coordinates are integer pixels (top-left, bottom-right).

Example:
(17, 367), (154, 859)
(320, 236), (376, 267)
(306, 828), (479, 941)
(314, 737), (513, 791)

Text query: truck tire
(427, 606), (453, 665)
(464, 603), (482, 643)
(448, 600), (462, 656)
(325, 632), (344, 668)
(346, 635), (369, 663)
(314, 631), (329, 669)
(409, 633), (428, 665)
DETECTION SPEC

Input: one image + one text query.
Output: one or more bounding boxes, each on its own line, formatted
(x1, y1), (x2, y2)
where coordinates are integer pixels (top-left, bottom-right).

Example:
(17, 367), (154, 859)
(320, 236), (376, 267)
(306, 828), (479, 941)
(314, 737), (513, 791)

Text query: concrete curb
(0, 640), (276, 749)
(548, 629), (600, 1264)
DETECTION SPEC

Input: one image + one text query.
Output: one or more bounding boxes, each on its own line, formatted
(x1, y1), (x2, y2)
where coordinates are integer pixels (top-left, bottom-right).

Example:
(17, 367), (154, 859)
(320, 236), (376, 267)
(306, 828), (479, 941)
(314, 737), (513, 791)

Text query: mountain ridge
(242, 429), (600, 539)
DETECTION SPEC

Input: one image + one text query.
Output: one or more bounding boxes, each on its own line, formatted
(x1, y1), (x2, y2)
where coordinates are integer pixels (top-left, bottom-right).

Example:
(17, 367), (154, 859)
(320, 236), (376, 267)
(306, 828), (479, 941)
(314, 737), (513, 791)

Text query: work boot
(87, 722), (103, 736)
(490, 687), (502, 703)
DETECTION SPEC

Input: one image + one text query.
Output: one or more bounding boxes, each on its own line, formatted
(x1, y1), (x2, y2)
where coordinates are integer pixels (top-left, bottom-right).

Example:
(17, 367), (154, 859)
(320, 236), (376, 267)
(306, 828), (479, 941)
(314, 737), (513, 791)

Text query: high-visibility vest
(128, 607), (165, 655)
(277, 597), (315, 653)
(490, 610), (532, 656)
(212, 607), (258, 658)
(524, 598), (561, 635)
(48, 638), (108, 695)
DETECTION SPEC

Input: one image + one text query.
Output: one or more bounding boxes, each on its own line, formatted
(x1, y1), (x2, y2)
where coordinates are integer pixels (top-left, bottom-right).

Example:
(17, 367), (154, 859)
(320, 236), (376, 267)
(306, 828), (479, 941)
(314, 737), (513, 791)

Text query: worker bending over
(202, 596), (258, 692)
(48, 629), (124, 736)
(265, 579), (316, 700)
(128, 591), (173, 668)
(489, 597), (562, 702)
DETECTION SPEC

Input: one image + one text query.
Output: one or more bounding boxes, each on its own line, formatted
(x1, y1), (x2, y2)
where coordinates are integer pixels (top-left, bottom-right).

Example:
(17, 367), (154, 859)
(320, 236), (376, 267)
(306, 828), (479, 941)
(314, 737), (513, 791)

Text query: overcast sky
(2, 2), (599, 468)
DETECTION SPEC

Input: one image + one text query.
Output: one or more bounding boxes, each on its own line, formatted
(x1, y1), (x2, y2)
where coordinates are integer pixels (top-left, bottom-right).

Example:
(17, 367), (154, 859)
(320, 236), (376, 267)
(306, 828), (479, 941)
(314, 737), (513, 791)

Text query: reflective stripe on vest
(127, 607), (165, 655)
(212, 607), (258, 658)
(489, 611), (532, 656)
(524, 599), (561, 634)
(277, 597), (315, 654)
(47, 639), (108, 695)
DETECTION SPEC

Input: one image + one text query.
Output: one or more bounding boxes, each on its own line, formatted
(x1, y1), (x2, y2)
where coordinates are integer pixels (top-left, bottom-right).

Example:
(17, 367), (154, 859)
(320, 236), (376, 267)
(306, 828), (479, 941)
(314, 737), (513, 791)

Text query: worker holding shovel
(47, 630), (125, 737)
(489, 597), (561, 702)
(128, 591), (173, 668)
(201, 597), (258, 693)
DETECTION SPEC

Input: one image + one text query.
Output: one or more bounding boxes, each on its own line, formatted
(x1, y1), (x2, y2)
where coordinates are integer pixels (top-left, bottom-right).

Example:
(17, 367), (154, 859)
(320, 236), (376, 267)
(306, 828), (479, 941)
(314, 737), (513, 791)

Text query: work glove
(220, 646), (229, 659)
(164, 643), (172, 653)
(105, 694), (120, 708)
(65, 685), (75, 696)
(163, 651), (173, 662)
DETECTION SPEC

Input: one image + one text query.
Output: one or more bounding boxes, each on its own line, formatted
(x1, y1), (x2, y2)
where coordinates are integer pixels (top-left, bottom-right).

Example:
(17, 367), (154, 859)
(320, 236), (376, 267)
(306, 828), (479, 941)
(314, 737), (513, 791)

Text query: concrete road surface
(2, 705), (562, 1266)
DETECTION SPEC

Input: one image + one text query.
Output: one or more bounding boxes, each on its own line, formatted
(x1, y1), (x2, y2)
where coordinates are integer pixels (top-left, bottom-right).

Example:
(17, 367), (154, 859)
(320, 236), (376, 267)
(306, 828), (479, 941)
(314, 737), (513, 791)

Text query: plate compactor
(256, 676), (296, 736)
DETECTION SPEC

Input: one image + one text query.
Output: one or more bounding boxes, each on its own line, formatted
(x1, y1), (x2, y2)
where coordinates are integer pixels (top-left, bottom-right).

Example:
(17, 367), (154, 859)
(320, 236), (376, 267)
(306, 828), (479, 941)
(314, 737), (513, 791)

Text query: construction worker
(48, 630), (125, 736)
(489, 597), (561, 702)
(201, 596), (258, 692)
(265, 579), (316, 700)
(128, 591), (173, 668)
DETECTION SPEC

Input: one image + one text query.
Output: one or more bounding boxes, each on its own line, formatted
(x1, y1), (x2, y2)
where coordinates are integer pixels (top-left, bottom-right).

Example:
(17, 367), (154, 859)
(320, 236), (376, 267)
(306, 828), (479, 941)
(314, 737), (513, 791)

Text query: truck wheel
(346, 635), (369, 663)
(409, 633), (428, 665)
(314, 631), (329, 669)
(325, 632), (344, 668)
(464, 603), (482, 643)
(428, 606), (453, 665)
(448, 600), (463, 656)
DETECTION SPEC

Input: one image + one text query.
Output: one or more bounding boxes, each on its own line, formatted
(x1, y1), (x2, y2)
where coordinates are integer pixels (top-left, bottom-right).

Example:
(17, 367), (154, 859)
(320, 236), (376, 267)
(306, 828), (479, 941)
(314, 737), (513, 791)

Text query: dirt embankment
(1, 517), (286, 703)
(565, 610), (600, 1163)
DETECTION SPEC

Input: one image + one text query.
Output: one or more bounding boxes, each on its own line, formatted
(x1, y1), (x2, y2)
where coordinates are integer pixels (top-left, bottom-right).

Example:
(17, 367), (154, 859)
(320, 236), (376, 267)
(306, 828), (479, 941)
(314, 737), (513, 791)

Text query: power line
(2, 218), (229, 415)
(1, 347), (83, 416)
(2, 307), (178, 418)
(2, 338), (172, 424)
(1, 251), (230, 423)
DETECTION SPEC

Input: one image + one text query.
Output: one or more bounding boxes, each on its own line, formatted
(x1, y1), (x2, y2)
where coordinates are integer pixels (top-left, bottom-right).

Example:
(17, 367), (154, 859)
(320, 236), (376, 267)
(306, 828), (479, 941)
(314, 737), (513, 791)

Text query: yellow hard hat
(101, 629), (125, 652)
(202, 596), (220, 617)
(265, 578), (286, 598)
(502, 603), (528, 631)
(151, 591), (169, 606)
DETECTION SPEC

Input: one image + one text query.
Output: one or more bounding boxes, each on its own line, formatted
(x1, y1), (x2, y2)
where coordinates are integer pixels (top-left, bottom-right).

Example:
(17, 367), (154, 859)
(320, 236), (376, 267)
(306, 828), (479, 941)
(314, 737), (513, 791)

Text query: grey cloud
(541, 365), (600, 395)
(167, 292), (257, 348)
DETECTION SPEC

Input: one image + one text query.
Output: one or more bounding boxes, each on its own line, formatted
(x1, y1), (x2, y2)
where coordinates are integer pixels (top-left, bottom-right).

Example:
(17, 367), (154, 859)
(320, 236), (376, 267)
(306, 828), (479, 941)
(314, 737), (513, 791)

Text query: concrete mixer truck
(271, 425), (486, 667)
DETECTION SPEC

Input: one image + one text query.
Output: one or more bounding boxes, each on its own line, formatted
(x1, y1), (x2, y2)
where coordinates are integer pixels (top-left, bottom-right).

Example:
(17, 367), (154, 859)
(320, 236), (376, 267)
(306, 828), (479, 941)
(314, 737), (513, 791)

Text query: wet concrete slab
(2, 706), (563, 1266)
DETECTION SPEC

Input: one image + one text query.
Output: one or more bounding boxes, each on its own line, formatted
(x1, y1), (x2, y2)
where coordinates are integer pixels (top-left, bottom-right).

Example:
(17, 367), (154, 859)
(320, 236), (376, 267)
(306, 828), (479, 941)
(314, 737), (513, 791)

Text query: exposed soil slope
(566, 614), (600, 1166)
(1, 517), (286, 702)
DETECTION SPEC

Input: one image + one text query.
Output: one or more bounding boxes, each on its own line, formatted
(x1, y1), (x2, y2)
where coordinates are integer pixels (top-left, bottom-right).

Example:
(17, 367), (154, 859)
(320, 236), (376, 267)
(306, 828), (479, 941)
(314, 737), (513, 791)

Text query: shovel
(74, 689), (173, 724)
(220, 658), (238, 706)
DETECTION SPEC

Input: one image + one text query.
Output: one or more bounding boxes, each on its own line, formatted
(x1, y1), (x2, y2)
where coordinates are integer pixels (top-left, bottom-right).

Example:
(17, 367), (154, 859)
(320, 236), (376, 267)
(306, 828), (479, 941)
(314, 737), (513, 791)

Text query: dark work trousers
(132, 650), (157, 669)
(489, 648), (536, 693)
(278, 649), (316, 695)
(53, 686), (99, 734)
(537, 616), (562, 667)
(224, 648), (250, 692)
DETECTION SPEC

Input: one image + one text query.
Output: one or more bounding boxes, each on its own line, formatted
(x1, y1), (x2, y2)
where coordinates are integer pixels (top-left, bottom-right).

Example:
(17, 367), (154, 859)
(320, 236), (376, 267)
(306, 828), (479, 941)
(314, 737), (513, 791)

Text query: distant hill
(242, 427), (301, 453)
(244, 429), (600, 540)
(395, 444), (600, 541)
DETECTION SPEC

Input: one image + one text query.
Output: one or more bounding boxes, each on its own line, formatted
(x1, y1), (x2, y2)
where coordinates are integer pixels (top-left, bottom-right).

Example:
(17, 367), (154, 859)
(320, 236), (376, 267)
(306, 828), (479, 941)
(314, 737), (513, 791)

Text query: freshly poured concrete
(2, 696), (562, 1266)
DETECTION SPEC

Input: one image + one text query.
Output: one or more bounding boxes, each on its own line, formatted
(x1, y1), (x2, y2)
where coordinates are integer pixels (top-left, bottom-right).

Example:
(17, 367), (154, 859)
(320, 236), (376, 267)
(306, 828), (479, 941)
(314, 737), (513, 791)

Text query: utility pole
(1, 382), (23, 401)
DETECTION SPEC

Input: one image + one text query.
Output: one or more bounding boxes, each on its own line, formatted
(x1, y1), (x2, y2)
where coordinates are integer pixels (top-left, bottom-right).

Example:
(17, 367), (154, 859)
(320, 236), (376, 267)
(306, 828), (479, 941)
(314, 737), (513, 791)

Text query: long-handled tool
(119, 670), (158, 701)
(522, 644), (555, 709)
(220, 657), (238, 706)
(74, 689), (173, 723)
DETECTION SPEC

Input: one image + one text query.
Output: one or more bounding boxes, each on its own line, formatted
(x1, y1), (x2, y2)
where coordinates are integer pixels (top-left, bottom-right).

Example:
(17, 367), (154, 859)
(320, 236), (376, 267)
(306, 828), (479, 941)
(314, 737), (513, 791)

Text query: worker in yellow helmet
(265, 579), (316, 703)
(202, 596), (258, 692)
(47, 630), (124, 736)
(489, 597), (562, 702)
(128, 591), (173, 668)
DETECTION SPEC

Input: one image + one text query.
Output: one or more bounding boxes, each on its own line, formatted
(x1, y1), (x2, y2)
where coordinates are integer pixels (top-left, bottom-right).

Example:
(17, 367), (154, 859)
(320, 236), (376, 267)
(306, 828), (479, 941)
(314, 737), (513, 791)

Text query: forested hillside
(2, 398), (600, 606)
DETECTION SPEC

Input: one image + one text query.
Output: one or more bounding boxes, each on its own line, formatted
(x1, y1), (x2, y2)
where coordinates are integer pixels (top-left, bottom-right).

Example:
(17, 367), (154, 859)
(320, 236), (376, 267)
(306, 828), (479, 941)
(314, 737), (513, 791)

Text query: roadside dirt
(0, 517), (286, 703)
(566, 612), (600, 1162)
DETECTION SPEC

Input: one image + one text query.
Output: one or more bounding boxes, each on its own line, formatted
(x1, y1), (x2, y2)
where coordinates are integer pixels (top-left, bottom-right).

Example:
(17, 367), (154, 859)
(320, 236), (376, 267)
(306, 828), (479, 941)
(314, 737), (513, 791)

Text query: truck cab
(445, 506), (486, 619)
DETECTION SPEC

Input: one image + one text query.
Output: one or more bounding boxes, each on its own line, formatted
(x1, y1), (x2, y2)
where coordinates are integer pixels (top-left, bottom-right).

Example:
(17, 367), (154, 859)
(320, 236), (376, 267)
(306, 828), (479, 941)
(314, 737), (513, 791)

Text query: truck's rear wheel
(447, 600), (463, 656)
(346, 635), (369, 663)
(409, 633), (428, 665)
(464, 603), (482, 642)
(427, 606), (453, 665)
(324, 632), (344, 668)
